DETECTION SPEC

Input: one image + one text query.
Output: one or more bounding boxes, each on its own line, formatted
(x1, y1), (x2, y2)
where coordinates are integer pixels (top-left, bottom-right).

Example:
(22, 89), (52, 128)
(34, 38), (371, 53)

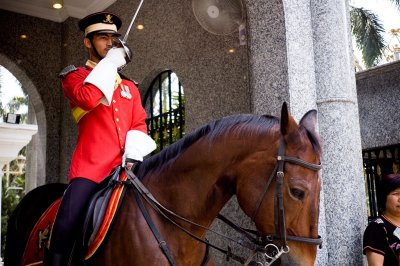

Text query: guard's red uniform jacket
(61, 60), (147, 183)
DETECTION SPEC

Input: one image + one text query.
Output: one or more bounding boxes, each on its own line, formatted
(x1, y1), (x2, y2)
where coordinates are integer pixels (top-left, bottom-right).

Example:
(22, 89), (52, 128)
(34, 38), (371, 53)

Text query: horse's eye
(290, 188), (305, 200)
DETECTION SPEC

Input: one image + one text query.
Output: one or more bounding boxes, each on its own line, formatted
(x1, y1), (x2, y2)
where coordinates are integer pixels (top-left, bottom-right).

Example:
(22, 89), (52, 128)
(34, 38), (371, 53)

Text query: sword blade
(123, 0), (145, 43)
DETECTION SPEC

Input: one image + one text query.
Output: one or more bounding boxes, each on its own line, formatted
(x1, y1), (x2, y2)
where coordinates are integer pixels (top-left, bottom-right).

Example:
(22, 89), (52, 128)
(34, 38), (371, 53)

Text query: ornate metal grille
(363, 144), (400, 221)
(143, 70), (185, 152)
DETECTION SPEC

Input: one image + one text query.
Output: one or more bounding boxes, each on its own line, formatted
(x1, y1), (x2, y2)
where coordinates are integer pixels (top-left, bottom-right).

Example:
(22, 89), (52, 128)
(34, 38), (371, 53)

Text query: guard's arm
(84, 48), (128, 106)
(61, 69), (105, 111)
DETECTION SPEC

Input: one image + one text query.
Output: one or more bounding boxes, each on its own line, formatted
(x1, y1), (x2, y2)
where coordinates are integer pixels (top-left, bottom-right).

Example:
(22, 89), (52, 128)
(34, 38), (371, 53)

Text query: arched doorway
(0, 54), (46, 191)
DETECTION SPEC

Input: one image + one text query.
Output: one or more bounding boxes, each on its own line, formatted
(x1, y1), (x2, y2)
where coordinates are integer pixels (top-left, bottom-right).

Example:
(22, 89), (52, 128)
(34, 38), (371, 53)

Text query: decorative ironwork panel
(143, 70), (185, 152)
(363, 144), (400, 221)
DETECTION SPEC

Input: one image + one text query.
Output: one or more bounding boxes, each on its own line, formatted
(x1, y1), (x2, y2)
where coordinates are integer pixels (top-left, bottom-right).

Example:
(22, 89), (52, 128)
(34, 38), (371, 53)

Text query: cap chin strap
(89, 39), (104, 60)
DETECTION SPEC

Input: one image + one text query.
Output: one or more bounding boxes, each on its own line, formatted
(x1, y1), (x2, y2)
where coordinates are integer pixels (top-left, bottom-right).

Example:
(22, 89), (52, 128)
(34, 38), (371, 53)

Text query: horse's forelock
(137, 114), (279, 178)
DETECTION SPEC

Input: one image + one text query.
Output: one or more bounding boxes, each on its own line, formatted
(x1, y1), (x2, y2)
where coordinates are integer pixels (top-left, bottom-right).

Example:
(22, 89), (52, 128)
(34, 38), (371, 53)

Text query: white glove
(122, 130), (157, 167)
(84, 48), (127, 106)
(105, 48), (127, 69)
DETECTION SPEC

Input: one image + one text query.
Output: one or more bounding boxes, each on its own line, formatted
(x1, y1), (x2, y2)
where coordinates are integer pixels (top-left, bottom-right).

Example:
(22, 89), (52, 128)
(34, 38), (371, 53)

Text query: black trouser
(49, 178), (98, 255)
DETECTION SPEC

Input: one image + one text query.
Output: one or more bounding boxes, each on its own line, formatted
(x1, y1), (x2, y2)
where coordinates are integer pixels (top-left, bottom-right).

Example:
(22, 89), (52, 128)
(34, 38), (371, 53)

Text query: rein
(125, 170), (255, 264)
(123, 136), (322, 265)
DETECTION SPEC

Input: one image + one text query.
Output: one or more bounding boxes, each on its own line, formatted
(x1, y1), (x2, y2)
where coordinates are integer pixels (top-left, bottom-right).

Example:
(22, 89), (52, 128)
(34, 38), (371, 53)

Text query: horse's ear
(280, 102), (298, 136)
(299, 109), (317, 134)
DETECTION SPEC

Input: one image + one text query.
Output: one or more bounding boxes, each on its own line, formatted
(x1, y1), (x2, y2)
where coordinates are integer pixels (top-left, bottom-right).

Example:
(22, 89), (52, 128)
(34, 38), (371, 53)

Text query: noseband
(250, 137), (323, 254)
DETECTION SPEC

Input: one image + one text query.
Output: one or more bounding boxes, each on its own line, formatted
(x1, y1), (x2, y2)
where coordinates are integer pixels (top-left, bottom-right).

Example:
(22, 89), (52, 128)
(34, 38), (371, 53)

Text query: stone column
(246, 0), (290, 116)
(282, 0), (328, 264)
(25, 100), (37, 192)
(310, 1), (367, 265)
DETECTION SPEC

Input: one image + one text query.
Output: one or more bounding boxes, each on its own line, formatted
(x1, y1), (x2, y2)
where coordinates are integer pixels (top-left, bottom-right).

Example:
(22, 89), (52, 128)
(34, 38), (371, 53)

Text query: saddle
(21, 166), (128, 265)
(83, 166), (128, 259)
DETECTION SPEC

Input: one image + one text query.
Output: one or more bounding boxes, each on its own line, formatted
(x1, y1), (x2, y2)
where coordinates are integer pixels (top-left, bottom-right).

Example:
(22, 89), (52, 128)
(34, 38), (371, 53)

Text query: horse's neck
(145, 141), (240, 225)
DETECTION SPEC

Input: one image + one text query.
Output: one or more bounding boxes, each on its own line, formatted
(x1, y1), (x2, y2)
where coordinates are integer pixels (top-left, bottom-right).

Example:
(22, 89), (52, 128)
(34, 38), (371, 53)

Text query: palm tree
(350, 0), (400, 68)
(6, 96), (29, 123)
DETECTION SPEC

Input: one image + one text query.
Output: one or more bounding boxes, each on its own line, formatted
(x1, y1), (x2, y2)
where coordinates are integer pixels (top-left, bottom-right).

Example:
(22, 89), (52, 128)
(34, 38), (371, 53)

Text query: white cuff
(84, 58), (117, 106)
(124, 130), (156, 161)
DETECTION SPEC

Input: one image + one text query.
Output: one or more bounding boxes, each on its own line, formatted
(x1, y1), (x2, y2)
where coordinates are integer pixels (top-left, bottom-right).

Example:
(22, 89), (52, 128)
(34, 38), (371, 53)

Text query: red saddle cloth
(21, 171), (127, 266)
(21, 198), (61, 266)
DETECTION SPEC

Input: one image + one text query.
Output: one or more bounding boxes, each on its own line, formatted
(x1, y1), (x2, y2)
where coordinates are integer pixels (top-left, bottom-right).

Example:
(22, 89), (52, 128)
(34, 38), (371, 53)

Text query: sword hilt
(113, 38), (132, 71)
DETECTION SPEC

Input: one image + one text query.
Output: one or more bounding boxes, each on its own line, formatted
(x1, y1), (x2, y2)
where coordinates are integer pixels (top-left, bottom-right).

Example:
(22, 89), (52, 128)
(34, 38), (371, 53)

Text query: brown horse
(6, 103), (322, 266)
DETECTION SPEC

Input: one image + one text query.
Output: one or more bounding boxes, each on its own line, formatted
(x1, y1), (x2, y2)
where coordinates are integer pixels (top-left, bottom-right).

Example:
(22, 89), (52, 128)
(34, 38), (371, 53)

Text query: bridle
(123, 136), (322, 265)
(248, 136), (322, 263)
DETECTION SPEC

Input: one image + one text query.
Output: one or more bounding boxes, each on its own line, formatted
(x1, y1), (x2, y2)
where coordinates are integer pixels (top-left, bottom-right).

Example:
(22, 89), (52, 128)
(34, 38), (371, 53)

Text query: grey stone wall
(110, 0), (250, 130)
(357, 60), (400, 149)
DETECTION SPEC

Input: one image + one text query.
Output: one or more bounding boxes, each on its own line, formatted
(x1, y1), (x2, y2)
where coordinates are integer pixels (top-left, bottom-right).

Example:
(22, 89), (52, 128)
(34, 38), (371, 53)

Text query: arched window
(143, 70), (185, 152)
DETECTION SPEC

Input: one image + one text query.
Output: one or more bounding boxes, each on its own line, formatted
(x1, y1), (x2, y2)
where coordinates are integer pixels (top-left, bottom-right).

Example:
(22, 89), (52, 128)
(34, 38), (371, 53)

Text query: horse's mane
(137, 113), (322, 179)
(137, 114), (279, 178)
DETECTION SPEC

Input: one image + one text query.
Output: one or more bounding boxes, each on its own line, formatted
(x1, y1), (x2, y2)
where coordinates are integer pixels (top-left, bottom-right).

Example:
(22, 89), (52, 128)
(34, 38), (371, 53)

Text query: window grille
(143, 70), (185, 152)
(363, 144), (400, 221)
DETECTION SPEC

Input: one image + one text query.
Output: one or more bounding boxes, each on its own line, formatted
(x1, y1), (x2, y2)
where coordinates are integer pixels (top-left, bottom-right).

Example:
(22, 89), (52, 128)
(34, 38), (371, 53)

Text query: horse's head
(235, 103), (322, 266)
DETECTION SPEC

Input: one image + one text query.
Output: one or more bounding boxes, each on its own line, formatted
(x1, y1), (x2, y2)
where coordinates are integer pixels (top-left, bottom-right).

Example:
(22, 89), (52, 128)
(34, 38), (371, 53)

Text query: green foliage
(1, 147), (26, 255)
(1, 171), (25, 255)
(152, 116), (186, 153)
(6, 96), (29, 123)
(390, 0), (400, 7)
(147, 78), (186, 153)
(151, 103), (185, 153)
(350, 1), (400, 68)
(0, 67), (28, 123)
(350, 7), (385, 67)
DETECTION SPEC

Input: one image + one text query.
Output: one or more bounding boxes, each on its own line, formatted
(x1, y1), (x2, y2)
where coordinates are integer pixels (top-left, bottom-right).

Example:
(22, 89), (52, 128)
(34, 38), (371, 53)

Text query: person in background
(44, 11), (156, 266)
(363, 173), (400, 266)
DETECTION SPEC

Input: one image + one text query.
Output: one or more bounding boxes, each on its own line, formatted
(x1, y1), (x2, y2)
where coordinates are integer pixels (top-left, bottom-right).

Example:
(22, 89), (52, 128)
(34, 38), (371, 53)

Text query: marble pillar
(282, 0), (328, 264)
(311, 1), (367, 265)
(246, 0), (290, 116)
